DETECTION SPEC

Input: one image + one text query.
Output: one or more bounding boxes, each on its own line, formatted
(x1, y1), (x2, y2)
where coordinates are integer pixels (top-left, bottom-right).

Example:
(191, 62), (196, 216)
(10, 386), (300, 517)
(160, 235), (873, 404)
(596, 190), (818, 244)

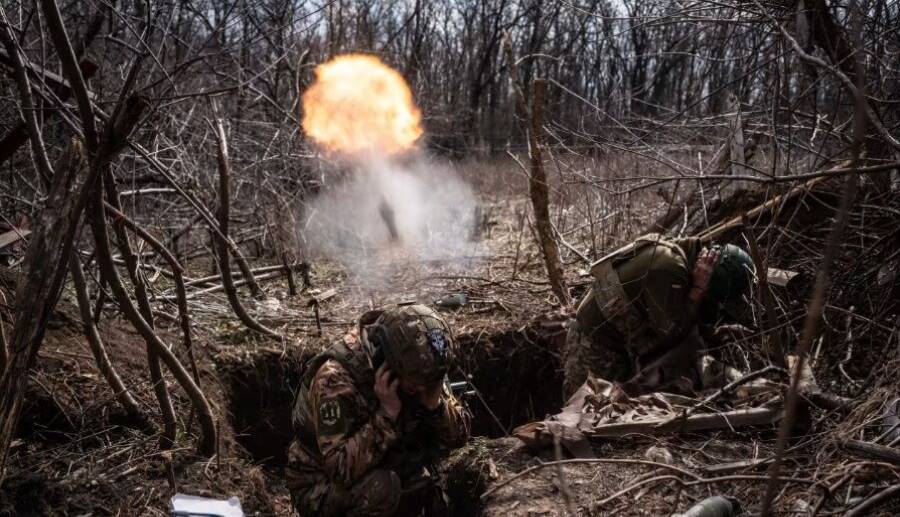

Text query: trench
(454, 323), (566, 438)
(220, 321), (567, 514)
(220, 348), (311, 467)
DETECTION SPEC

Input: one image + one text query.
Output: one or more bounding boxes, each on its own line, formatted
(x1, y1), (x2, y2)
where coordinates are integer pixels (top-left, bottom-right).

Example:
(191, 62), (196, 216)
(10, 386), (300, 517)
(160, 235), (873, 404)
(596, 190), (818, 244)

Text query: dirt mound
(0, 309), (289, 516)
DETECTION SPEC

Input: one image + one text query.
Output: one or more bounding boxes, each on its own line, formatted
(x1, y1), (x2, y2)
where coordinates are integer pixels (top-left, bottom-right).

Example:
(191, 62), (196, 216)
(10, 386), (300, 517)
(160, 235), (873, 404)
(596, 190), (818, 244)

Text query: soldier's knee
(349, 469), (401, 517)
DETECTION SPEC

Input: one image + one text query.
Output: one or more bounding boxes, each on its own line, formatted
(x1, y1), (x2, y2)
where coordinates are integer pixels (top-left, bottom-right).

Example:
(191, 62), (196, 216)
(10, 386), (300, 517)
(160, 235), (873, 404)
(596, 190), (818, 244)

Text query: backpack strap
(292, 341), (376, 447)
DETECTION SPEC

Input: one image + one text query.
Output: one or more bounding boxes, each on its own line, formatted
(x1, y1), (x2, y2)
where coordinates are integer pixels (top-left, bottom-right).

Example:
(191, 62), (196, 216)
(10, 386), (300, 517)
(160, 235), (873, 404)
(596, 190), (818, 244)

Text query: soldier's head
(704, 243), (755, 322)
(363, 304), (454, 393)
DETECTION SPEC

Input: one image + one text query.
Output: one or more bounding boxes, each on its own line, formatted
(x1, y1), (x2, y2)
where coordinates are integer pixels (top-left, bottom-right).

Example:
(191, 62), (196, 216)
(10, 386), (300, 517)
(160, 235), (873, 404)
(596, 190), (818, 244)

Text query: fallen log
(157, 271), (284, 301)
(592, 406), (783, 437)
(179, 264), (291, 290)
(0, 229), (30, 251)
(701, 458), (773, 475)
(697, 160), (851, 243)
(844, 484), (900, 517)
(841, 439), (900, 466)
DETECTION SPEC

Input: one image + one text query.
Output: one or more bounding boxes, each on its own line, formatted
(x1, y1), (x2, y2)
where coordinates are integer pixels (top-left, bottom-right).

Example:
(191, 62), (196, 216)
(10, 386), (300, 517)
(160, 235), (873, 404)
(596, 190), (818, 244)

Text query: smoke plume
(301, 157), (478, 283)
(298, 55), (479, 290)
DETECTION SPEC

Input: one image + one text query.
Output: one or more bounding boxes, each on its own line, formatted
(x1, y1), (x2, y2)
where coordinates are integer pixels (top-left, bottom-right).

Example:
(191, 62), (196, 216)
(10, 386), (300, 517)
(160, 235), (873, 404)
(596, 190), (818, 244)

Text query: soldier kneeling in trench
(563, 234), (755, 399)
(286, 304), (471, 517)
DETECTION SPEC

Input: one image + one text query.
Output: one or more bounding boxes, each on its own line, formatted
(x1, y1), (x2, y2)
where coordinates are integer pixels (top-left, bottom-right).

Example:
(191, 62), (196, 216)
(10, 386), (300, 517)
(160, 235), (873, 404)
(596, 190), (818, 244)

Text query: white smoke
(301, 154), (479, 287)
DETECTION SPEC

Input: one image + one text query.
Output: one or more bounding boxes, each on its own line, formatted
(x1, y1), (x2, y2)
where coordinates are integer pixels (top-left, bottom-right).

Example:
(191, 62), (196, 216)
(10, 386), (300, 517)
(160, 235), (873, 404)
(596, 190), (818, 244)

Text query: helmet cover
(372, 304), (454, 385)
(705, 244), (755, 320)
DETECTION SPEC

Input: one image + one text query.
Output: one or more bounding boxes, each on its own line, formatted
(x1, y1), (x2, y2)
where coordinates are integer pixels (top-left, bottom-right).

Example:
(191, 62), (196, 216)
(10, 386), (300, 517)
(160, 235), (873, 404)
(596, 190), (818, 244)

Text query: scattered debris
(435, 292), (468, 309)
(644, 445), (674, 465)
(766, 267), (800, 289)
(514, 374), (782, 450)
(0, 229), (30, 250)
(673, 496), (741, 517)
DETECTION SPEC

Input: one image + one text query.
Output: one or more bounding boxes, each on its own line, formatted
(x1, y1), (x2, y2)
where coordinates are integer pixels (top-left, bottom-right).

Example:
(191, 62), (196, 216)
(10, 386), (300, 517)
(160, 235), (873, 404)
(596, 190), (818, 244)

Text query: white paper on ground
(170, 493), (244, 517)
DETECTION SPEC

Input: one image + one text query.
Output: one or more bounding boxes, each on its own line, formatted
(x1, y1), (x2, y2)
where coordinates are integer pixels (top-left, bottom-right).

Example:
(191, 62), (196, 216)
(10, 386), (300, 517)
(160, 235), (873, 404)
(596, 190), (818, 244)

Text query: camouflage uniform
(563, 235), (703, 396)
(286, 334), (470, 517)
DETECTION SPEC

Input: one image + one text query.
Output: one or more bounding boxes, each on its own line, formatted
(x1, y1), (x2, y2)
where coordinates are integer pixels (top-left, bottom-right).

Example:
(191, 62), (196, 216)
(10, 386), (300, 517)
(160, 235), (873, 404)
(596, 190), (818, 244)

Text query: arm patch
(316, 396), (351, 436)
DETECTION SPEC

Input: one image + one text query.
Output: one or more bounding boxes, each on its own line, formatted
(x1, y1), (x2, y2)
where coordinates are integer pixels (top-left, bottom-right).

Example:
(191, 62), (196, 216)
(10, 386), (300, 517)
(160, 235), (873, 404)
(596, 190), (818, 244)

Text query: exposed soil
(456, 318), (567, 438)
(0, 307), (288, 516)
(218, 347), (311, 468)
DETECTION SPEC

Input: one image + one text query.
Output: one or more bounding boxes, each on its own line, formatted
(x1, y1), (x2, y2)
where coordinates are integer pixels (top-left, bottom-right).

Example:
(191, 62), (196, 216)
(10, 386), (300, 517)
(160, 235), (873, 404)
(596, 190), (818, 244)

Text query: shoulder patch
(317, 397), (350, 436)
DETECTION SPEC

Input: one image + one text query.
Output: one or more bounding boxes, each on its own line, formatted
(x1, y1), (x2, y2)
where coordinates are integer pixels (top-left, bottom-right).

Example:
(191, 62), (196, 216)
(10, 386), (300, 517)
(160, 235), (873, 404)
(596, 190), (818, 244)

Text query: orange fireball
(302, 54), (423, 156)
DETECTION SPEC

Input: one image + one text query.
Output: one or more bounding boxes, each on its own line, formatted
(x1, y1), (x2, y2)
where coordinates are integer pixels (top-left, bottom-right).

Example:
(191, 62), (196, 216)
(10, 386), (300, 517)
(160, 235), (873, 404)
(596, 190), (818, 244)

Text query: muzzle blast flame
(301, 54), (422, 156)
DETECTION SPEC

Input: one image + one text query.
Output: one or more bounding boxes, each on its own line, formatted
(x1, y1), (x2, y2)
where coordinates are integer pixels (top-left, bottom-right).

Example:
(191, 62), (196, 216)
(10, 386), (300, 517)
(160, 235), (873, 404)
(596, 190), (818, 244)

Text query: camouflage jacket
(287, 335), (471, 491)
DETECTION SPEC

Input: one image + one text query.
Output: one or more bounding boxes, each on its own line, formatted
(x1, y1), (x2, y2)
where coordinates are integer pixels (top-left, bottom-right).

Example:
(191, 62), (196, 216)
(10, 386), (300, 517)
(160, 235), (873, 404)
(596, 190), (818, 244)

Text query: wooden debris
(767, 267), (800, 288)
(697, 160), (851, 242)
(787, 355), (854, 411)
(306, 288), (337, 307)
(307, 289), (336, 337)
(841, 439), (900, 466)
(598, 406), (783, 437)
(282, 253), (297, 296)
(0, 229), (30, 251)
(701, 458), (772, 475)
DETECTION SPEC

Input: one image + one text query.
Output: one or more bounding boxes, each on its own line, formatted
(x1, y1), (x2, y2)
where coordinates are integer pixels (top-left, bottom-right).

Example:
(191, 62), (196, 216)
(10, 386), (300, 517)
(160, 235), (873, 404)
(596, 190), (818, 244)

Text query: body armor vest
(589, 233), (688, 345)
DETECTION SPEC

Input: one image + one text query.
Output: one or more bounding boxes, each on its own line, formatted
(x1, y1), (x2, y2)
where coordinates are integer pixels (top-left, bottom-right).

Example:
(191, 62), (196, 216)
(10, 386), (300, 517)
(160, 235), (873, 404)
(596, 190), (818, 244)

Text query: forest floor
(2, 157), (898, 516)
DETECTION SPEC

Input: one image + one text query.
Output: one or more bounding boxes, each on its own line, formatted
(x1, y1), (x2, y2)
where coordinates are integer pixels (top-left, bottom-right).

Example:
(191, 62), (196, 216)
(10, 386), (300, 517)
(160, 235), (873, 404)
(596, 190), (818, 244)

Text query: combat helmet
(365, 304), (454, 385)
(705, 244), (755, 319)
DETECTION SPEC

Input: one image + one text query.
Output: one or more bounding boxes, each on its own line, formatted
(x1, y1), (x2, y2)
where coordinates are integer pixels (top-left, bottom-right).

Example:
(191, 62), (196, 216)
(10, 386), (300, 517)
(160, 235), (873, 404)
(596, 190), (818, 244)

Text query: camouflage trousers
(290, 467), (401, 517)
(563, 319), (707, 399)
(562, 318), (632, 398)
(287, 442), (448, 517)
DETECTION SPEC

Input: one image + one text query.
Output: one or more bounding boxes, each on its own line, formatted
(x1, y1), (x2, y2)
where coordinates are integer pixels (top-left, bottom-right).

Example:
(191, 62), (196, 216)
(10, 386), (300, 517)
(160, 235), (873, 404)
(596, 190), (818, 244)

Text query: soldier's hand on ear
(690, 247), (721, 303)
(375, 364), (402, 420)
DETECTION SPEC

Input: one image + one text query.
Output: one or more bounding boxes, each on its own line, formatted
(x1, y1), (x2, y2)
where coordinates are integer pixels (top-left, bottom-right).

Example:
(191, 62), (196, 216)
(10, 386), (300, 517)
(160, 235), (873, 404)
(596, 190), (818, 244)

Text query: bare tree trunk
(0, 140), (90, 483)
(724, 93), (749, 194)
(0, 290), (7, 372)
(210, 108), (281, 338)
(759, 20), (868, 511)
(69, 254), (150, 429)
(87, 176), (217, 455)
(127, 143), (264, 299)
(0, 8), (102, 480)
(102, 164), (177, 449)
(103, 203), (203, 388)
(504, 35), (570, 306)
(528, 80), (570, 306)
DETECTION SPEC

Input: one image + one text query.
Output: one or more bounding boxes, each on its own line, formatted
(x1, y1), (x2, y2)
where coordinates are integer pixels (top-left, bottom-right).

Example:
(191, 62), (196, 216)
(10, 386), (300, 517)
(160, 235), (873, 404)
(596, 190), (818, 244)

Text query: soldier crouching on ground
(286, 304), (471, 516)
(563, 234), (755, 399)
